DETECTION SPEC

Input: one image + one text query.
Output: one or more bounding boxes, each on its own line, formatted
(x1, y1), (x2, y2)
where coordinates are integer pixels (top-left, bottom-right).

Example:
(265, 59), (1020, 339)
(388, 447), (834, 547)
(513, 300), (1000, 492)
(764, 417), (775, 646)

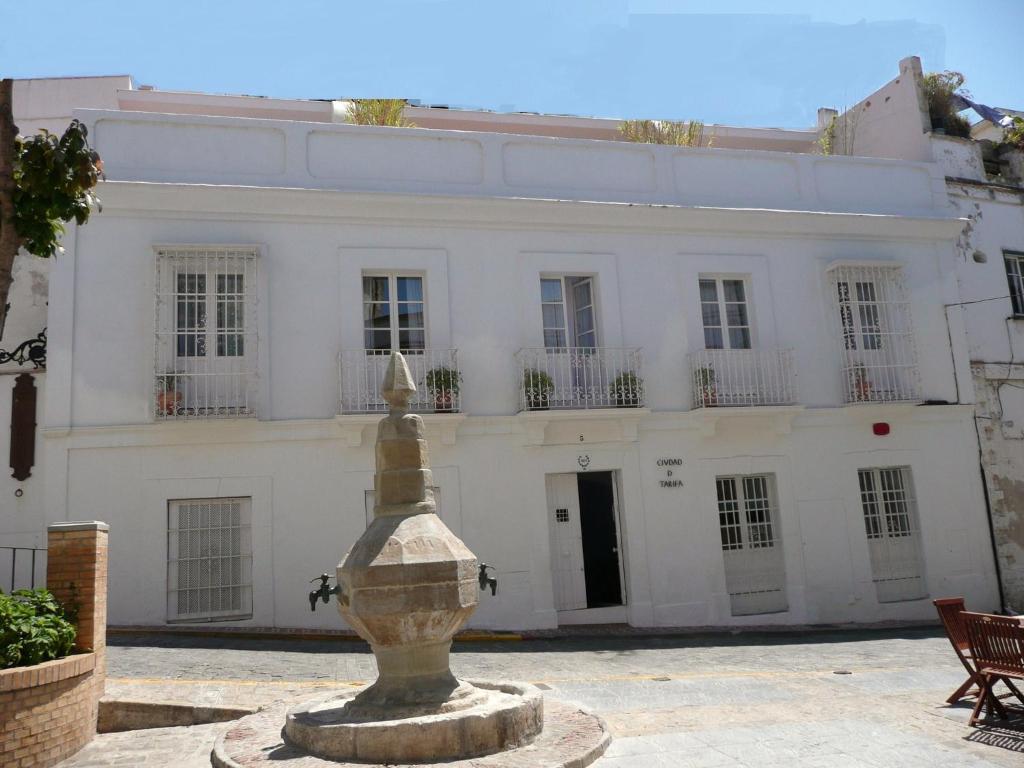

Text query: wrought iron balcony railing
(689, 348), (797, 409)
(515, 347), (644, 411)
(339, 348), (462, 414)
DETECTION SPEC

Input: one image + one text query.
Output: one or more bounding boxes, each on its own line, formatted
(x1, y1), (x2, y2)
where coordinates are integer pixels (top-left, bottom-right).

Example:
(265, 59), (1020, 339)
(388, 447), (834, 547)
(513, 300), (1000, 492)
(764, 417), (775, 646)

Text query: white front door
(716, 474), (788, 616)
(858, 467), (927, 603)
(546, 474), (587, 611)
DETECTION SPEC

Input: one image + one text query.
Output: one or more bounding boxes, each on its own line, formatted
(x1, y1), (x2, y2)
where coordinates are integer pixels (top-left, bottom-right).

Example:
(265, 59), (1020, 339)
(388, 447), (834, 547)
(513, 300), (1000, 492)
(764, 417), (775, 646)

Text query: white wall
(32, 177), (995, 630)
(76, 108), (952, 218)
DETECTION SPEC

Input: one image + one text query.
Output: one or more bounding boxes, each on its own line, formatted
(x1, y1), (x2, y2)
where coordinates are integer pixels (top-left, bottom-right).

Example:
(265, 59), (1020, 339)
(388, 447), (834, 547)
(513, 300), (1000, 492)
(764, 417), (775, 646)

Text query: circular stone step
(212, 694), (610, 768)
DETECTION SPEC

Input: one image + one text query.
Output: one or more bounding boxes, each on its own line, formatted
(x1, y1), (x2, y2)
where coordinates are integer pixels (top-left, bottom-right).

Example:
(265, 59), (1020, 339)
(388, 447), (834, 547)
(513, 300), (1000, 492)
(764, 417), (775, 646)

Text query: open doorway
(547, 471), (624, 613)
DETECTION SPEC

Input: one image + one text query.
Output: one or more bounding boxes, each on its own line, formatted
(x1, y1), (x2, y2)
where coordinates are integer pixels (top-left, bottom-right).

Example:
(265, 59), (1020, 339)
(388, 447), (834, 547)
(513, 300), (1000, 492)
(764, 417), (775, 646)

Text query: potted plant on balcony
(424, 366), (461, 413)
(610, 371), (643, 408)
(695, 365), (717, 407)
(850, 363), (872, 402)
(523, 368), (554, 411)
(156, 374), (182, 416)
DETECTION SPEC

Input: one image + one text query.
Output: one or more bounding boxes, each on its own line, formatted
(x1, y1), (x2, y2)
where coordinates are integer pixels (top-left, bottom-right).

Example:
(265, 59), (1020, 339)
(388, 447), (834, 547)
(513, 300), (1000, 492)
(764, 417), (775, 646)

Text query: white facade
(832, 59), (1024, 611)
(2, 69), (1004, 630)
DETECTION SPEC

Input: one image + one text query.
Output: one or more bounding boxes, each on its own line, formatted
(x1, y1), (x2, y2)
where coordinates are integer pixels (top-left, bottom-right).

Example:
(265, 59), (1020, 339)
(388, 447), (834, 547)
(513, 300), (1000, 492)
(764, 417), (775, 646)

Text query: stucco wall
(33, 180), (996, 630)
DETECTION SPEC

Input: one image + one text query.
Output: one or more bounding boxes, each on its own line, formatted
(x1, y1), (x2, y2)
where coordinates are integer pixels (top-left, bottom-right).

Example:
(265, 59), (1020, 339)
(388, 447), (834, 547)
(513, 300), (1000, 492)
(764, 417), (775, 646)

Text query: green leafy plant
(619, 119), (713, 147)
(695, 365), (717, 406)
(1003, 116), (1024, 152)
(609, 371), (643, 407)
(424, 366), (461, 412)
(156, 374), (178, 392)
(818, 116), (837, 155)
(0, 588), (77, 669)
(922, 71), (971, 139)
(522, 368), (554, 409)
(345, 99), (416, 128)
(424, 366), (461, 395)
(1, 78), (104, 339)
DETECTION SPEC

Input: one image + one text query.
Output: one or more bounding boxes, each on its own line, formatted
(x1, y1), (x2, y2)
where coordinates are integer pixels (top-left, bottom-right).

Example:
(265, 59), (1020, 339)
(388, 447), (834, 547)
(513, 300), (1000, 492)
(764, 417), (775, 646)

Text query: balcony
(688, 349), (797, 409)
(339, 348), (462, 414)
(154, 370), (258, 420)
(515, 347), (644, 411)
(841, 359), (920, 404)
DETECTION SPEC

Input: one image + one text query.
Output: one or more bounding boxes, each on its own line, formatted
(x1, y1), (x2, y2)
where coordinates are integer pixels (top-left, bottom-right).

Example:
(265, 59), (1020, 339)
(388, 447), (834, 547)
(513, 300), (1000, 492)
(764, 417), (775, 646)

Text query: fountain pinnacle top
(381, 351), (417, 410)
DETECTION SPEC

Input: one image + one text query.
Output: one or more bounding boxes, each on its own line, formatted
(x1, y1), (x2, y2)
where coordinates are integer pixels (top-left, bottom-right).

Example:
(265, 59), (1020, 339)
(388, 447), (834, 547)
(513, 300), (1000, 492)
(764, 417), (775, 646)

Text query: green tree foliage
(345, 99), (416, 128)
(0, 588), (77, 669)
(922, 71), (972, 139)
(0, 79), (103, 339)
(619, 119), (712, 147)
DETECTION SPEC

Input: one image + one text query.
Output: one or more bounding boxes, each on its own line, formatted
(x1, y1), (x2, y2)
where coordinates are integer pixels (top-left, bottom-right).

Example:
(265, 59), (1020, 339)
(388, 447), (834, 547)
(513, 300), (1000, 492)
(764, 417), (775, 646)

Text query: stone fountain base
(211, 684), (609, 768)
(287, 680), (542, 763)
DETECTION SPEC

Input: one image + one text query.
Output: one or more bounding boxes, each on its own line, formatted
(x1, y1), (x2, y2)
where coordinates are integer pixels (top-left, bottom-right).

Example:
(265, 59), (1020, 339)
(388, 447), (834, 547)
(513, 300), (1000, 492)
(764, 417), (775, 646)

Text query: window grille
(155, 247), (258, 419)
(167, 497), (252, 622)
(715, 473), (787, 615)
(857, 467), (927, 602)
(827, 263), (919, 403)
(1005, 251), (1024, 317)
(555, 508), (570, 523)
(716, 475), (779, 552)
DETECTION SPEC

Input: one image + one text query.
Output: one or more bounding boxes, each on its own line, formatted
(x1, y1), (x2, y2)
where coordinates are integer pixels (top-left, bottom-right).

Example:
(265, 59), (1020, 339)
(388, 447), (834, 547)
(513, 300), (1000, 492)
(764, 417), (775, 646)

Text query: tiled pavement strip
(57, 628), (1024, 767)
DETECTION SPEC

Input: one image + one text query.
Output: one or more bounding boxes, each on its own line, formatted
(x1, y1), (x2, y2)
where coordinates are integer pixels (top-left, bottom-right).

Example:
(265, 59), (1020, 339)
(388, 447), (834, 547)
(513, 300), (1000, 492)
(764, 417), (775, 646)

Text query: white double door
(546, 472), (624, 612)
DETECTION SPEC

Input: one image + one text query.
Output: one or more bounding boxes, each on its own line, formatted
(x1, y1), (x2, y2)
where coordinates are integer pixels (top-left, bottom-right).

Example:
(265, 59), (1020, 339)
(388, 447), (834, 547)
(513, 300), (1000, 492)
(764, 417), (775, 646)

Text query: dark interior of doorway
(577, 471), (623, 608)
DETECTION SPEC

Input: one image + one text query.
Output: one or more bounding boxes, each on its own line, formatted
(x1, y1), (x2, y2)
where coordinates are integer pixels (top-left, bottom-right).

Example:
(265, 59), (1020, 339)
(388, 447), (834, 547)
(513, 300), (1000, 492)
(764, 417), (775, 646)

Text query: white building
(821, 58), (1024, 612)
(1, 67), (1004, 631)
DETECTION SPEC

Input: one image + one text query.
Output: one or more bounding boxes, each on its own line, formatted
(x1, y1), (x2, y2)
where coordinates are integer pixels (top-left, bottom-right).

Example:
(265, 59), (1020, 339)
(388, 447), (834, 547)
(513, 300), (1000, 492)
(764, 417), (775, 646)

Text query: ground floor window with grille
(168, 498), (252, 622)
(858, 467), (927, 603)
(715, 474), (788, 616)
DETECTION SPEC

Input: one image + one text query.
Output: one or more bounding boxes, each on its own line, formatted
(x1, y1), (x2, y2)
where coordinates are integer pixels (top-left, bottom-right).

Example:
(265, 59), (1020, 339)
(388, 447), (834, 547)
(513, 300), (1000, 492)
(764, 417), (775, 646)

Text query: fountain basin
(284, 680), (543, 763)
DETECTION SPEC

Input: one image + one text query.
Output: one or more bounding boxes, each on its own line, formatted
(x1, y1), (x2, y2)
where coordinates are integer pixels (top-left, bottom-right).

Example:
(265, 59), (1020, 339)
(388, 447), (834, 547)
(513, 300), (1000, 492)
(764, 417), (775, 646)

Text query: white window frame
(858, 467), (919, 541)
(362, 272), (427, 352)
(1005, 251), (1024, 317)
(539, 274), (599, 349)
(827, 262), (919, 403)
(716, 474), (780, 552)
(699, 275), (753, 350)
(856, 466), (927, 602)
(167, 497), (253, 623)
(836, 279), (883, 351)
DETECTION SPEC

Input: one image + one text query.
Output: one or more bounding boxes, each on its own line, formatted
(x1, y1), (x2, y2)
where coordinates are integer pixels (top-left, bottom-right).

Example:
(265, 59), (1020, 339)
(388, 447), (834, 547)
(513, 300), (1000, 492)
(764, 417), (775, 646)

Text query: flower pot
(615, 394), (641, 408)
(433, 392), (455, 413)
(158, 390), (182, 416)
(699, 386), (717, 407)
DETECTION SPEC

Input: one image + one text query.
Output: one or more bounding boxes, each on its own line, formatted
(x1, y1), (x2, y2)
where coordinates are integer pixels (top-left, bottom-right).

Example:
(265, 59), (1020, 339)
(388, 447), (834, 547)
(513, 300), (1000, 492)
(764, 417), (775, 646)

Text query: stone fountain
(212, 352), (609, 767)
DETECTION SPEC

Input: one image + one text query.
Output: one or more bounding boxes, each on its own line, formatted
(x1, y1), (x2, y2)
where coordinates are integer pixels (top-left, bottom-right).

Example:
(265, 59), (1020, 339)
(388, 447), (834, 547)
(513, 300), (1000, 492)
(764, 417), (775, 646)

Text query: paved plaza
(58, 627), (1024, 767)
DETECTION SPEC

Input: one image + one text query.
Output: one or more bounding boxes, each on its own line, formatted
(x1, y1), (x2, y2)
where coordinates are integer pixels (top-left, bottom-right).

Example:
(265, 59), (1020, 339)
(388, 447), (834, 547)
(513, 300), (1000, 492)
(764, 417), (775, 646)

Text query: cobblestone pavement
(57, 627), (1024, 767)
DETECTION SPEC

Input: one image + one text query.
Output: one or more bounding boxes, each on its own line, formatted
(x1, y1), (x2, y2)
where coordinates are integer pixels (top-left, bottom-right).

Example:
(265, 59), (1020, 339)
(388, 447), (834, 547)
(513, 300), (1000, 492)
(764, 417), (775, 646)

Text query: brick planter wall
(0, 522), (108, 768)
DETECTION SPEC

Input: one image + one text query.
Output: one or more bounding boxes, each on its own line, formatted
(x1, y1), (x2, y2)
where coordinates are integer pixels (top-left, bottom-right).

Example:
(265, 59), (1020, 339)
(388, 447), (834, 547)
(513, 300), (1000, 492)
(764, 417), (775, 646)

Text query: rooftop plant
(0, 588), (77, 669)
(619, 119), (713, 147)
(345, 99), (416, 128)
(1003, 116), (1024, 152)
(921, 71), (971, 139)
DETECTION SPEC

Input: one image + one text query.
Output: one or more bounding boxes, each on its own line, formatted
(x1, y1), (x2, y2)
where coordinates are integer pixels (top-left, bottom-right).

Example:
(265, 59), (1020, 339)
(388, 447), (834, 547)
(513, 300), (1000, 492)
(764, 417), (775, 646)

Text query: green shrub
(922, 71), (972, 139)
(619, 119), (712, 147)
(346, 99), (415, 127)
(0, 589), (77, 669)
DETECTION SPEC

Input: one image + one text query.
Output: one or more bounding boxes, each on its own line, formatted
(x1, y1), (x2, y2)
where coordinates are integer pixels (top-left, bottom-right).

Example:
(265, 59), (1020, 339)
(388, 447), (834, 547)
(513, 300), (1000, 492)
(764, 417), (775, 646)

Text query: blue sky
(2, 1), (1021, 128)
